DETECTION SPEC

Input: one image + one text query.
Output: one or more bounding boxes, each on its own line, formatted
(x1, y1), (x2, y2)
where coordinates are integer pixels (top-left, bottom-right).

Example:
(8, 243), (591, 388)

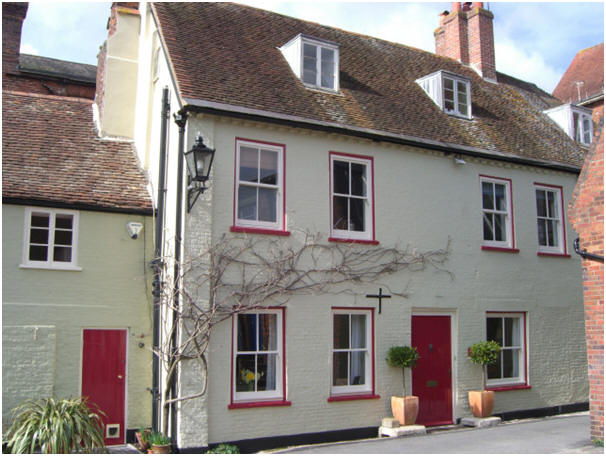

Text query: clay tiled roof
(154, 2), (584, 169)
(553, 43), (604, 105)
(2, 91), (153, 214)
(19, 54), (97, 84)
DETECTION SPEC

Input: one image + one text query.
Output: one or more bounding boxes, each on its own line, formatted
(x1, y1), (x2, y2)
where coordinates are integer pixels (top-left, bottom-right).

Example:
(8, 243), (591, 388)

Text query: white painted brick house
(98, 2), (589, 451)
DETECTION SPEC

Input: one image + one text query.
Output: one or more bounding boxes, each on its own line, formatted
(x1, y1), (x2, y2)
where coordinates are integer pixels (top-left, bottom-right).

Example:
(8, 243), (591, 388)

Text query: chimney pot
(451, 2), (462, 11)
(472, 2), (484, 8)
(462, 2), (472, 11)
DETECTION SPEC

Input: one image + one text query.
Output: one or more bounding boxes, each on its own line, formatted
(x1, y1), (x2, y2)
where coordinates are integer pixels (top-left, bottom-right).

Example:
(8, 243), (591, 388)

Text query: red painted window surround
(487, 384), (531, 392)
(229, 226), (291, 236)
(536, 252), (571, 258)
(481, 246), (520, 253)
(328, 237), (379, 245)
(327, 394), (381, 402)
(228, 400), (292, 410)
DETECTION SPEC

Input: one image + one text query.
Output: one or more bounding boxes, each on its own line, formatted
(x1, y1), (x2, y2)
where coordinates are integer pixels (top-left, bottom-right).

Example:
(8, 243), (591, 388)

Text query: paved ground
(273, 412), (602, 454)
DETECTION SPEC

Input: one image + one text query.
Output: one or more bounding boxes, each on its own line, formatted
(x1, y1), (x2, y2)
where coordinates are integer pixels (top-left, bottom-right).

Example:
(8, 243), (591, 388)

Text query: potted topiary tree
(467, 340), (501, 418)
(386, 345), (420, 426)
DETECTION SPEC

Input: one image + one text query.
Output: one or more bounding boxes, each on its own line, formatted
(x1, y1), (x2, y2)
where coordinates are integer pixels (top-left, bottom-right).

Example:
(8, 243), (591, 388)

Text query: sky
(20, 2), (604, 94)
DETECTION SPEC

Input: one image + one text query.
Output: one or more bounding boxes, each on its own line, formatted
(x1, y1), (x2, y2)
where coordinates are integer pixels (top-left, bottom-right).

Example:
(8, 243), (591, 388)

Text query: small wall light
(453, 155), (467, 165)
(184, 134), (216, 212)
(126, 221), (143, 239)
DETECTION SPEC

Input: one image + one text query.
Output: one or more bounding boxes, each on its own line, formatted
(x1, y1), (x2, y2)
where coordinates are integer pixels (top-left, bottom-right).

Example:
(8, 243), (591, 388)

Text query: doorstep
(460, 416), (502, 428)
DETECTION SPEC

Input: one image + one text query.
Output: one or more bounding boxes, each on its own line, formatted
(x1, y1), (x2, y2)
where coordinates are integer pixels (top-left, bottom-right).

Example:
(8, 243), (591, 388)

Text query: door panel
(411, 315), (452, 426)
(82, 329), (127, 445)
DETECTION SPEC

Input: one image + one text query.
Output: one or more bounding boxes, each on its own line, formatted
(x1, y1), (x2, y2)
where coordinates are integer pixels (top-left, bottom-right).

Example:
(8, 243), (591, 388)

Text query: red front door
(82, 329), (127, 445)
(411, 315), (452, 426)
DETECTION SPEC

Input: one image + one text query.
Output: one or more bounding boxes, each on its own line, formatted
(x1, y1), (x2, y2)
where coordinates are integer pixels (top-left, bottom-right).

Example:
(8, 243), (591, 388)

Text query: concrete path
(273, 413), (602, 454)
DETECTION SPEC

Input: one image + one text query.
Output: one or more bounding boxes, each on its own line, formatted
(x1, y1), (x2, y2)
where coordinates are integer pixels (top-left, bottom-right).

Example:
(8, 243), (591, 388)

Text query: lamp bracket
(187, 178), (208, 213)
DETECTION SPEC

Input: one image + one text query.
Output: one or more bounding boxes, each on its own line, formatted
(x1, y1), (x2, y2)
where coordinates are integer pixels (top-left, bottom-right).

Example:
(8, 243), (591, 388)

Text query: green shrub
(4, 397), (105, 454)
(206, 443), (240, 453)
(386, 346), (419, 396)
(468, 340), (501, 389)
(149, 430), (171, 446)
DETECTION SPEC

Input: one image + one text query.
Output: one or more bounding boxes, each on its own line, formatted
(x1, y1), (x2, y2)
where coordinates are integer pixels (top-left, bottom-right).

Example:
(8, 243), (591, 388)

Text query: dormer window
(416, 70), (472, 119)
(544, 104), (593, 145)
(280, 34), (339, 92)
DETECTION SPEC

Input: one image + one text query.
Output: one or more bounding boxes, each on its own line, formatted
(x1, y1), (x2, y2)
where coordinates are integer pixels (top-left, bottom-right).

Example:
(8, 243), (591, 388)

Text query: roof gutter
(181, 98), (581, 174)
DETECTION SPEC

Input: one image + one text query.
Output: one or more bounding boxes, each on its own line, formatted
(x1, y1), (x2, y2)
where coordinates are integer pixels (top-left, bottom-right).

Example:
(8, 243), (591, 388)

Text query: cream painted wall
(2, 204), (154, 431)
(179, 114), (587, 447)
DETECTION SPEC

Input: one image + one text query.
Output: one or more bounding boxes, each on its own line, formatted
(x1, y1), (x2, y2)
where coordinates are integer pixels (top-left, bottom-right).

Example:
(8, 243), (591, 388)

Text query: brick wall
(568, 107), (604, 442)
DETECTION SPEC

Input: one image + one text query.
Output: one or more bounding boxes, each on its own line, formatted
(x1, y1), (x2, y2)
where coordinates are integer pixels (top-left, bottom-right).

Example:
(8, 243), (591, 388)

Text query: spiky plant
(4, 397), (105, 454)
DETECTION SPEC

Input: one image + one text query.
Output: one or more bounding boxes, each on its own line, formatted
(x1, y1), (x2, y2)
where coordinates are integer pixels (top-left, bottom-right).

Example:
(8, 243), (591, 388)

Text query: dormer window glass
(280, 34), (339, 92)
(416, 70), (471, 119)
(573, 111), (592, 145)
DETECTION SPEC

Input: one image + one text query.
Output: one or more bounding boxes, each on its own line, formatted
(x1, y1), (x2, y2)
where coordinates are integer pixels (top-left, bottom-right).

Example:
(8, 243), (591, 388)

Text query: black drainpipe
(170, 108), (188, 445)
(151, 86), (170, 432)
(573, 238), (604, 263)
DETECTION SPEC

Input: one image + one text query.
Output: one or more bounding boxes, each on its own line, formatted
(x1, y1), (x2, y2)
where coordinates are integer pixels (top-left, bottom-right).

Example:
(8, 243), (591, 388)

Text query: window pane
(350, 163), (366, 196)
(537, 218), (547, 246)
(483, 212), (494, 241)
(458, 101), (468, 115)
(333, 196), (349, 230)
(238, 186), (257, 221)
(55, 214), (73, 229)
(350, 351), (365, 385)
(583, 116), (591, 143)
(505, 318), (520, 347)
(303, 43), (316, 58)
(502, 349), (519, 378)
(351, 314), (366, 349)
(239, 146), (258, 183)
(333, 160), (349, 194)
(444, 77), (454, 90)
(333, 314), (349, 349)
(31, 214), (50, 228)
(29, 245), (48, 262)
(573, 112), (580, 141)
(494, 184), (506, 211)
(320, 48), (334, 89)
(494, 213), (506, 242)
(457, 81), (467, 96)
(260, 149), (278, 185)
(53, 246), (72, 262)
(444, 97), (455, 111)
(333, 352), (348, 386)
(236, 354), (256, 392)
(30, 228), (49, 244)
(257, 354), (277, 391)
(350, 198), (365, 232)
(258, 188), (277, 223)
(487, 318), (502, 345)
(238, 314), (257, 351)
(546, 191), (557, 218)
(487, 353), (501, 379)
(536, 190), (546, 217)
(482, 182), (494, 210)
(258, 314), (277, 351)
(54, 229), (72, 246)
(546, 219), (555, 246)
(303, 44), (317, 85)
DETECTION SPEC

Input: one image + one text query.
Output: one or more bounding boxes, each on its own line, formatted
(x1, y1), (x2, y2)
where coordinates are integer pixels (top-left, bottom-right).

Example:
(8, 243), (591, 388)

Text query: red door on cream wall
(82, 329), (127, 445)
(411, 315), (453, 426)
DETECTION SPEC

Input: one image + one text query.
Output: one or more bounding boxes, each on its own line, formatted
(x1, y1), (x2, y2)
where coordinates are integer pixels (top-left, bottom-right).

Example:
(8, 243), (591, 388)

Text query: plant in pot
(386, 345), (420, 426)
(467, 340), (501, 418)
(136, 427), (151, 452)
(149, 431), (171, 454)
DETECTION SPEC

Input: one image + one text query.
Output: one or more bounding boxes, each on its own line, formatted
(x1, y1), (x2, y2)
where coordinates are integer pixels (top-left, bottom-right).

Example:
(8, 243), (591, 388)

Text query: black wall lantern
(184, 135), (216, 212)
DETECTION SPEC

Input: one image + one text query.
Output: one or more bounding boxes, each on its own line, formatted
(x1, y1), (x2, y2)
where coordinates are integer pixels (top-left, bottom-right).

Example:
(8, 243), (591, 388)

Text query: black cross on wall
(366, 287), (391, 314)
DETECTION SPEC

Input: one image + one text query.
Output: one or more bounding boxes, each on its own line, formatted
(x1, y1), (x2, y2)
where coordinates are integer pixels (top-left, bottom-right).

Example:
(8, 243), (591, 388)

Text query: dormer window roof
(416, 70), (472, 119)
(544, 104), (593, 145)
(280, 34), (339, 92)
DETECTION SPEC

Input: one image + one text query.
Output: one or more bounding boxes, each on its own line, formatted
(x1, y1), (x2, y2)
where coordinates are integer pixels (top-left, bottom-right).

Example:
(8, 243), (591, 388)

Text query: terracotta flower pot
(391, 395), (419, 425)
(468, 390), (494, 418)
(136, 431), (151, 452)
(151, 443), (171, 454)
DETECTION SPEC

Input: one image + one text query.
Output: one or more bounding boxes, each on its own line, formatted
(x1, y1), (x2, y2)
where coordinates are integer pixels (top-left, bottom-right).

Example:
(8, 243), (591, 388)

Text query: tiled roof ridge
(3, 89), (93, 104)
(20, 53), (97, 71)
(578, 42), (604, 55)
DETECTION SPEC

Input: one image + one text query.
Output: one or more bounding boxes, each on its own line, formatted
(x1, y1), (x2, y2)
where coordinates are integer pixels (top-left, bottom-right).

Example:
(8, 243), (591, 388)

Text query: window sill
(486, 384), (531, 392)
(230, 226), (290, 236)
(228, 400), (291, 410)
(327, 393), (380, 402)
(537, 252), (571, 258)
(19, 264), (82, 271)
(481, 246), (519, 253)
(328, 237), (379, 245)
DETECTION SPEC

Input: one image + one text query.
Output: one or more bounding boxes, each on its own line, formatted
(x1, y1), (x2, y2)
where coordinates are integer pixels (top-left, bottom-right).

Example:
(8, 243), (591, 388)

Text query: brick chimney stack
(435, 2), (497, 82)
(2, 3), (28, 77)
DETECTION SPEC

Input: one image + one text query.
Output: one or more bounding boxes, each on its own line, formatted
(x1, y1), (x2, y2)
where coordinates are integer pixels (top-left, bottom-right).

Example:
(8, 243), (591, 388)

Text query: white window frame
(234, 139), (285, 231)
(573, 110), (592, 145)
(486, 313), (527, 387)
(480, 176), (514, 249)
(300, 38), (339, 91)
(330, 153), (374, 242)
(331, 308), (373, 396)
(232, 309), (284, 403)
(534, 184), (565, 254)
(20, 207), (80, 270)
(442, 74), (471, 118)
